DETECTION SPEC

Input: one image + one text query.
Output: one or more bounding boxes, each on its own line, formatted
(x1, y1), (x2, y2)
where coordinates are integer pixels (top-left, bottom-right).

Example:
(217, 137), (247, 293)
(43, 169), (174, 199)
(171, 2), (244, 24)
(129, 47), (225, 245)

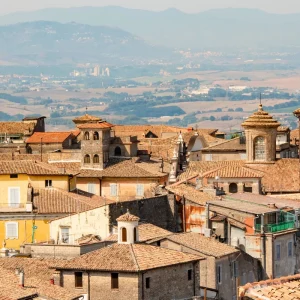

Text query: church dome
(242, 104), (280, 128)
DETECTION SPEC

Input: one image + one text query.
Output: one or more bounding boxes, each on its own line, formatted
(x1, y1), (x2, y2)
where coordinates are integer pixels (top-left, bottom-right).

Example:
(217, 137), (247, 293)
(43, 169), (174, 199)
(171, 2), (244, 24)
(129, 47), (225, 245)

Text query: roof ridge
(129, 244), (140, 272)
(203, 137), (240, 150)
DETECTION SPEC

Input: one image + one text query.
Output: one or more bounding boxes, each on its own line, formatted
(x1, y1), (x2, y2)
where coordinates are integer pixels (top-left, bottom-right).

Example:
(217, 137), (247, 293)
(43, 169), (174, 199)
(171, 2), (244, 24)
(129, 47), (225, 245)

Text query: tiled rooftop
(0, 160), (76, 176)
(53, 243), (201, 272)
(33, 188), (113, 215)
(116, 210), (140, 222)
(203, 165), (263, 178)
(105, 223), (172, 242)
(77, 121), (113, 129)
(26, 132), (73, 144)
(0, 258), (81, 300)
(72, 114), (101, 122)
(164, 232), (238, 258)
(239, 274), (300, 299)
(0, 121), (36, 135)
(201, 137), (246, 152)
(208, 199), (279, 215)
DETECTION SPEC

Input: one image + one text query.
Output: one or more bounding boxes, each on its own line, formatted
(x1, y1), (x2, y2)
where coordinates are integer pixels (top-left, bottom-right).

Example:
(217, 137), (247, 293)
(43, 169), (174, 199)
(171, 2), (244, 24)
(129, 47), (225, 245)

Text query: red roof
(26, 132), (73, 144)
(77, 122), (113, 129)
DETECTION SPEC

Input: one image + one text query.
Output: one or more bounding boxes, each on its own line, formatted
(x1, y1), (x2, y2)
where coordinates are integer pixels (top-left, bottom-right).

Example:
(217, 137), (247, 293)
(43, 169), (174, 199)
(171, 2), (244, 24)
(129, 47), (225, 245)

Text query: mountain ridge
(1, 7), (300, 49)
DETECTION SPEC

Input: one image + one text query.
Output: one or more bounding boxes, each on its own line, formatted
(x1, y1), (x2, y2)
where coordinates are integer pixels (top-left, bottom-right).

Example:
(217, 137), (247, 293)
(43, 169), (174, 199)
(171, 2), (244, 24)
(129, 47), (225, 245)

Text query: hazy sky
(1, 0), (300, 15)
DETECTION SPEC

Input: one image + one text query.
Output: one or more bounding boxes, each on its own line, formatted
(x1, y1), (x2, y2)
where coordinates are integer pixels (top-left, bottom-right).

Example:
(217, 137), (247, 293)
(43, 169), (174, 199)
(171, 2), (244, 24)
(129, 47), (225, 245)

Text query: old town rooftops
(53, 243), (202, 272)
(0, 259), (81, 300)
(50, 158), (169, 178)
(0, 160), (77, 176)
(162, 232), (239, 258)
(33, 188), (113, 215)
(241, 104), (281, 128)
(0, 121), (36, 135)
(239, 274), (300, 300)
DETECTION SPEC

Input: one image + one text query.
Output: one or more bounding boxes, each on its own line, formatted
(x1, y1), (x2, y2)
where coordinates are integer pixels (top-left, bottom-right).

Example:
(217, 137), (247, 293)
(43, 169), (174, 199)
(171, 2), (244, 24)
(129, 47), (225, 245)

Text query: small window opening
(146, 277), (150, 289)
(111, 273), (119, 289)
(188, 269), (192, 281)
(75, 272), (83, 288)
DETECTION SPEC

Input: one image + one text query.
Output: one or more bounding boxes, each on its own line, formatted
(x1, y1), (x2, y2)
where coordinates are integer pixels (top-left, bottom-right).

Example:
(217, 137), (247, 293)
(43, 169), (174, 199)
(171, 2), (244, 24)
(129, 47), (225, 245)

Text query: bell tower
(242, 104), (280, 164)
(78, 121), (113, 170)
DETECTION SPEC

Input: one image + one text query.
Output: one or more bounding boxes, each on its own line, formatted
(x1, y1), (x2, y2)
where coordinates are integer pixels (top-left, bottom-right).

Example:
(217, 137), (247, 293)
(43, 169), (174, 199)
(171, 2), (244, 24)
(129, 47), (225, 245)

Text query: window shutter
(6, 223), (18, 239)
(110, 184), (117, 196)
(88, 183), (96, 194)
(136, 184), (144, 196)
(9, 188), (20, 207)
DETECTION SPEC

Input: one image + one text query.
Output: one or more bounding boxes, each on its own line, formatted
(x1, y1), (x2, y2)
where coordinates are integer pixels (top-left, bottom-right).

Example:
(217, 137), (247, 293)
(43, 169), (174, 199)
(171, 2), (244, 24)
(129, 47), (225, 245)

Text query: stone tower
(78, 121), (113, 170)
(116, 210), (140, 244)
(242, 104), (280, 164)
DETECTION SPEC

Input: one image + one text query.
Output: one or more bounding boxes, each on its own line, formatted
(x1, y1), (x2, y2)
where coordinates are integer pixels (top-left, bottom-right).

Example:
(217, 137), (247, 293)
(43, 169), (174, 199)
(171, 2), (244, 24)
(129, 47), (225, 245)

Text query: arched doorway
(114, 146), (121, 156)
(229, 183), (238, 193)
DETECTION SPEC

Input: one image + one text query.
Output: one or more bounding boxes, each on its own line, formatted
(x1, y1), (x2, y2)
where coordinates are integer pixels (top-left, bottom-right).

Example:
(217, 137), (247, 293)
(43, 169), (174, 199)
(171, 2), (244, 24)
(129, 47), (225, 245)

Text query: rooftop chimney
(267, 203), (277, 209)
(19, 270), (24, 287)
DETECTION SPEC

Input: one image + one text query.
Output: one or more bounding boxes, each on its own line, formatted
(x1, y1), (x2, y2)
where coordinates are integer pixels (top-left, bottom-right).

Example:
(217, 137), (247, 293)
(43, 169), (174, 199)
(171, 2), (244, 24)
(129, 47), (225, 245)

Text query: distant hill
(1, 7), (300, 49)
(0, 21), (170, 64)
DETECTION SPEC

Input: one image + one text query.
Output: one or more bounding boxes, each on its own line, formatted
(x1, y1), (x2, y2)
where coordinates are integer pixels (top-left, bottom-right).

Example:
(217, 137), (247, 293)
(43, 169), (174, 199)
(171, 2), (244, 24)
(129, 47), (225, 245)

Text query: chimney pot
(19, 270), (24, 287)
(50, 278), (54, 285)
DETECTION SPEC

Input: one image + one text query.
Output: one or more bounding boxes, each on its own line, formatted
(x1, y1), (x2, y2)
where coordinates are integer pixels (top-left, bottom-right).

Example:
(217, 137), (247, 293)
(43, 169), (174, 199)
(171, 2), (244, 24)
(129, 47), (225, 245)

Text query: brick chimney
(19, 270), (25, 287)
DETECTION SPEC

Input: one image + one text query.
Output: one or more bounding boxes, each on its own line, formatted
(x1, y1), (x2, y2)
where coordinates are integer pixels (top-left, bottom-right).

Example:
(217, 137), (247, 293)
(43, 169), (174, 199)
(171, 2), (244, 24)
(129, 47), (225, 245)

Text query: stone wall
(108, 195), (177, 232)
(60, 262), (199, 300)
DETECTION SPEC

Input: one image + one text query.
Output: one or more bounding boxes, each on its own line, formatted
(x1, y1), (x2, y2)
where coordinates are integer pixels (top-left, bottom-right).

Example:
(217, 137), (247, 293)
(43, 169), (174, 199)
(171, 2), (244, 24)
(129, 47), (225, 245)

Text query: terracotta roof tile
(203, 165), (263, 178)
(77, 122), (113, 129)
(239, 274), (300, 300)
(166, 183), (216, 205)
(53, 243), (201, 272)
(0, 259), (81, 300)
(164, 232), (238, 258)
(33, 188), (113, 214)
(116, 210), (140, 222)
(242, 104), (281, 128)
(202, 137), (246, 152)
(0, 160), (75, 176)
(73, 114), (101, 122)
(26, 132), (73, 144)
(0, 122), (36, 135)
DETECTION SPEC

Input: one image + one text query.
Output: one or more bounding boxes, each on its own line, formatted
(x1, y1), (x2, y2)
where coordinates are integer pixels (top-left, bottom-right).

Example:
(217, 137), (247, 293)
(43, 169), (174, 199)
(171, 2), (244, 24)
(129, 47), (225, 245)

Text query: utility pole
(40, 137), (43, 162)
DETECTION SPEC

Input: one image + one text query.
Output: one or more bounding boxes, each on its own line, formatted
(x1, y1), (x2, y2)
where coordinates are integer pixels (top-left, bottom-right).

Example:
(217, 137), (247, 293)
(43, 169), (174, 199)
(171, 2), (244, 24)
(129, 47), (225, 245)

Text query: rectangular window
(136, 184), (144, 197)
(87, 183), (96, 194)
(111, 273), (119, 289)
(61, 227), (70, 244)
(45, 180), (52, 187)
(188, 269), (192, 281)
(288, 241), (293, 257)
(276, 244), (281, 260)
(110, 184), (117, 197)
(8, 187), (20, 208)
(75, 272), (83, 288)
(5, 222), (18, 239)
(10, 174), (18, 179)
(146, 277), (150, 289)
(217, 265), (222, 284)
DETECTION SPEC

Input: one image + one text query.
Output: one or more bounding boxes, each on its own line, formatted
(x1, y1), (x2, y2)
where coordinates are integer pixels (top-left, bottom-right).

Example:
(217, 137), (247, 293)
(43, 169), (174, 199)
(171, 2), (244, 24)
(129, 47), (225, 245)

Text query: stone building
(52, 211), (202, 300)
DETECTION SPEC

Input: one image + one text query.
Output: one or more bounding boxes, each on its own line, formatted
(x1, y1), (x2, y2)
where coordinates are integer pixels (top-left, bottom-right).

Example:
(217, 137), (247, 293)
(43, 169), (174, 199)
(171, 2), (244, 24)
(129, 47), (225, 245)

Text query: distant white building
(229, 85), (248, 92)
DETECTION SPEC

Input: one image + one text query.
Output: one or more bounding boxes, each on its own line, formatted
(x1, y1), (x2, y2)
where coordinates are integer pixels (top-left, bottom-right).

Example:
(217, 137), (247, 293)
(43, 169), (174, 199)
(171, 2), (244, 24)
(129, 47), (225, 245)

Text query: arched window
(121, 227), (127, 242)
(84, 154), (90, 164)
(84, 132), (90, 141)
(254, 136), (266, 161)
(229, 183), (238, 193)
(93, 132), (99, 140)
(114, 146), (121, 156)
(134, 227), (137, 242)
(93, 154), (100, 164)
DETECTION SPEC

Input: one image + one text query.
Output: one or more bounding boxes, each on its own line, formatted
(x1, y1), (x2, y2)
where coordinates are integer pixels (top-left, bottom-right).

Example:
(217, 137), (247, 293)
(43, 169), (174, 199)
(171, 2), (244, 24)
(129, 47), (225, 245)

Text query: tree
(209, 116), (216, 121)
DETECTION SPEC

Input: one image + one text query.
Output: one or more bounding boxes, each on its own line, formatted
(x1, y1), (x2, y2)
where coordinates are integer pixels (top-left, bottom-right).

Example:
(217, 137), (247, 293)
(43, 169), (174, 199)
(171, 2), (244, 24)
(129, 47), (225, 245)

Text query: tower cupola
(116, 210), (139, 244)
(242, 104), (280, 164)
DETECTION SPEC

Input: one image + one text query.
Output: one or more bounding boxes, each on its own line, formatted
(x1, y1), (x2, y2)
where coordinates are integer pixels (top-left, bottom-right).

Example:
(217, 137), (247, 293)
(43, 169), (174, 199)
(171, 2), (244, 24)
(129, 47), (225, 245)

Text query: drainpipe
(141, 272), (145, 300)
(260, 214), (266, 279)
(193, 262), (197, 297)
(98, 178), (102, 196)
(183, 196), (186, 232)
(88, 272), (91, 300)
(206, 203), (210, 229)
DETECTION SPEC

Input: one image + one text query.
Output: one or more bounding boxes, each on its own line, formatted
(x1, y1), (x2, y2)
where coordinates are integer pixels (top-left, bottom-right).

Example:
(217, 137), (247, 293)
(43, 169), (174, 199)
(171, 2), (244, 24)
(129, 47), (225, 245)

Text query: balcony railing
(255, 221), (295, 233)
